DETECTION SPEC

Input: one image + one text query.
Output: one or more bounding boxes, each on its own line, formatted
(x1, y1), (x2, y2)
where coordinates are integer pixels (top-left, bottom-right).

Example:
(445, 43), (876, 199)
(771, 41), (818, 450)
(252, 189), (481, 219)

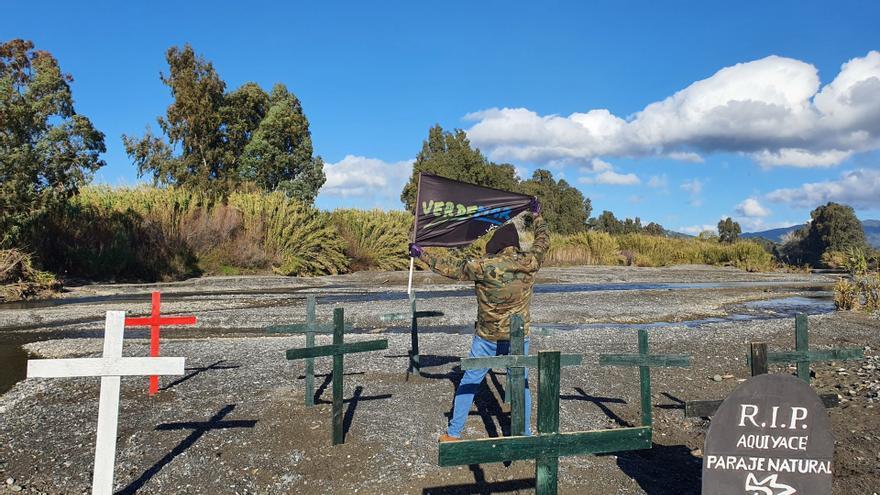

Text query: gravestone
(27, 311), (185, 495)
(702, 373), (834, 495)
(285, 307), (388, 445)
(124, 291), (196, 395)
(380, 291), (443, 378)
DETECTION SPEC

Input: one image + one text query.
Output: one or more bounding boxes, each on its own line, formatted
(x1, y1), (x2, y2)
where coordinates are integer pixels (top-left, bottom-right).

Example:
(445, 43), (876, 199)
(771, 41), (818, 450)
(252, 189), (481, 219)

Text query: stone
(712, 374), (723, 382)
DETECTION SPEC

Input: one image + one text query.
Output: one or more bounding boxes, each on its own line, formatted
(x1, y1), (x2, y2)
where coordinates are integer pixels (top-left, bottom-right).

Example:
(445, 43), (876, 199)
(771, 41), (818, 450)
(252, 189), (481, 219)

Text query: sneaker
(438, 434), (462, 442)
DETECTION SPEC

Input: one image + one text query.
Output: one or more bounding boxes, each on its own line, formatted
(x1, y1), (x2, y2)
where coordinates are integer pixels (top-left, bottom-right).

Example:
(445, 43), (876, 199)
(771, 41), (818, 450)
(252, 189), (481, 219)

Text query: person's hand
(409, 243), (424, 258)
(529, 197), (541, 215)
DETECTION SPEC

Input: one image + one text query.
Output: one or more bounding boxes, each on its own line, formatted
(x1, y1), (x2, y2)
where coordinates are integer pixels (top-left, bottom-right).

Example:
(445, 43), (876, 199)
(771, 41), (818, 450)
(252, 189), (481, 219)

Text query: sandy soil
(0, 266), (877, 495)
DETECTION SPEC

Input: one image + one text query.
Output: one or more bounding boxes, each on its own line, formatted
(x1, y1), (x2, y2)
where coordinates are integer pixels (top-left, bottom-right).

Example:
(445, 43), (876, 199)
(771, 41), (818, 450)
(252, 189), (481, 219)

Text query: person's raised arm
(410, 244), (481, 281)
(529, 198), (550, 266)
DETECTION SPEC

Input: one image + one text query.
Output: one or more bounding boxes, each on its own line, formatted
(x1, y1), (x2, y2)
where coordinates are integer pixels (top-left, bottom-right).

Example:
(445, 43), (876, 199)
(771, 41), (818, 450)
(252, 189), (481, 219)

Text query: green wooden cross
(266, 295), (351, 407)
(685, 314), (859, 417)
(459, 315), (582, 436)
(748, 313), (864, 383)
(440, 351), (652, 495)
(599, 328), (691, 429)
(285, 307), (388, 445)
(380, 291), (443, 377)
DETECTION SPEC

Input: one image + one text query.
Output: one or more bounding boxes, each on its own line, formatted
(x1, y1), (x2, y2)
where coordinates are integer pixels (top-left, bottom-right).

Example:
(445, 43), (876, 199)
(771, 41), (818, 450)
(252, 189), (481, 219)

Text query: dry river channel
(1, 265), (878, 494)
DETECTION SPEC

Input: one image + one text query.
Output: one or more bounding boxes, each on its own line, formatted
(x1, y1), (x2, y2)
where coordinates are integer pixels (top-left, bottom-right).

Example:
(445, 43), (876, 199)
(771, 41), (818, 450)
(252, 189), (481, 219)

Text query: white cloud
(736, 197), (771, 218)
(578, 158), (640, 185)
(679, 224), (718, 235)
(766, 168), (880, 209)
(465, 51), (880, 168)
(320, 155), (413, 200)
(680, 178), (704, 195)
(581, 170), (641, 185)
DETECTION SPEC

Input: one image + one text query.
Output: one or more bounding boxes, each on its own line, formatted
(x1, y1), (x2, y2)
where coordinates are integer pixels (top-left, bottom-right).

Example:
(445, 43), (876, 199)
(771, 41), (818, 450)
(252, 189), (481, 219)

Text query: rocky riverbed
(0, 265), (877, 494)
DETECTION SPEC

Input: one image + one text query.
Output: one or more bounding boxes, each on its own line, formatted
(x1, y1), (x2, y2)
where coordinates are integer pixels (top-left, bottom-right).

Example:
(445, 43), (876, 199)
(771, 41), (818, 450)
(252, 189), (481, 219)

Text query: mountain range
(742, 220), (880, 248)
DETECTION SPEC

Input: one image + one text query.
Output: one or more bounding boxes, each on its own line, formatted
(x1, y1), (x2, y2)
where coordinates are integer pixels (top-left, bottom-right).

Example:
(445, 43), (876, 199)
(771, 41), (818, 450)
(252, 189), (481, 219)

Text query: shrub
(0, 249), (60, 301)
(227, 192), (348, 276)
(33, 186), (348, 279)
(331, 210), (411, 271)
(545, 231), (619, 266)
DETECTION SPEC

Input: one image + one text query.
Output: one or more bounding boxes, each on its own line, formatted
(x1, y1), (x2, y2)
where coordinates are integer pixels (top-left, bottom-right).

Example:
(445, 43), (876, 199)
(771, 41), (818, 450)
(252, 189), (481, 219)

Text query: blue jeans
(448, 334), (532, 437)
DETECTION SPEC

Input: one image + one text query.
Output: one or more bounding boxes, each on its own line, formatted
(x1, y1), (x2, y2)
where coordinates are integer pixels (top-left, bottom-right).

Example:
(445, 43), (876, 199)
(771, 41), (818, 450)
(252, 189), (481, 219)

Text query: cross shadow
(160, 360), (240, 391)
(312, 385), (393, 442)
(656, 392), (686, 410)
(560, 387), (632, 427)
(613, 443), (702, 494)
(421, 464), (535, 494)
(419, 354), (462, 368)
(310, 371), (366, 403)
(117, 404), (257, 495)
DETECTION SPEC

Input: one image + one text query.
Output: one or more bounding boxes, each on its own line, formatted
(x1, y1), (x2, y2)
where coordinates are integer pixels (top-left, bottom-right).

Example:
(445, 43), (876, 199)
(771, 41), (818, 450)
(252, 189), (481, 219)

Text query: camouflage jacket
(420, 216), (550, 341)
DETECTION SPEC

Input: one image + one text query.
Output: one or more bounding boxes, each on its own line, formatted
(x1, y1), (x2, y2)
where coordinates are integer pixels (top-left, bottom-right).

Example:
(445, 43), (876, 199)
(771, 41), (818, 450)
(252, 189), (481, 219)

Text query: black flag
(412, 173), (533, 247)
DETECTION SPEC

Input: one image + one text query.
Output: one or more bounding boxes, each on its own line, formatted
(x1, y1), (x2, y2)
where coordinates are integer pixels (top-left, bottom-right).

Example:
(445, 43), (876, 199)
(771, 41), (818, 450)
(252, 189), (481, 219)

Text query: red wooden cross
(125, 291), (196, 395)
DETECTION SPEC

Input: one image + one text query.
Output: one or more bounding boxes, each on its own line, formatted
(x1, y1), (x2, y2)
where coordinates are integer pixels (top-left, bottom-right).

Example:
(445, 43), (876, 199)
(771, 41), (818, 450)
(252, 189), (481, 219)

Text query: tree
(519, 169), (591, 234)
(400, 125), (519, 212)
(0, 39), (106, 247)
(717, 217), (741, 243)
(239, 84), (325, 203)
(592, 210), (622, 234)
(802, 202), (867, 265)
(644, 222), (665, 236)
(124, 44), (324, 201)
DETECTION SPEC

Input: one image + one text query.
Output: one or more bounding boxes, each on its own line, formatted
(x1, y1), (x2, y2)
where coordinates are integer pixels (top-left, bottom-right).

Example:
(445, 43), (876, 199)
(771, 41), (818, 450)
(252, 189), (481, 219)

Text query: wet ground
(2, 265), (878, 494)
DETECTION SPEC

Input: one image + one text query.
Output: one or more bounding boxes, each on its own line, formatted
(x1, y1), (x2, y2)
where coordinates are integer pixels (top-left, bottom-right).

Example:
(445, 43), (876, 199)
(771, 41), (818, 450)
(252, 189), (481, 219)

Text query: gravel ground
(0, 266), (877, 494)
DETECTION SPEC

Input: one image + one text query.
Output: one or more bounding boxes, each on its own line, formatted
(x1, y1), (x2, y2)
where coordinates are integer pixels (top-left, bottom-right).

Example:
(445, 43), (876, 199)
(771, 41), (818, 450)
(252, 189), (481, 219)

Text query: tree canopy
(519, 169), (591, 234)
(124, 44), (324, 202)
(803, 202), (867, 263)
(717, 217), (741, 243)
(589, 210), (665, 236)
(400, 125), (519, 212)
(0, 39), (105, 247)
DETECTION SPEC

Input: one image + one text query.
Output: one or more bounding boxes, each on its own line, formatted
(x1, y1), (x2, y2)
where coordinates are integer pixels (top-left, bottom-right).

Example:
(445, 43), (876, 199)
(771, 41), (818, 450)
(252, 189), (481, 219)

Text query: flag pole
(408, 172), (423, 297)
(407, 256), (414, 295)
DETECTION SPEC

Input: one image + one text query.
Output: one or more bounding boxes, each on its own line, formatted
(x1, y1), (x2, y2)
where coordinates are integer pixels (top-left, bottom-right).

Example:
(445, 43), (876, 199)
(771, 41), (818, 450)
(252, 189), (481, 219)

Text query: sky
(4, 1), (880, 234)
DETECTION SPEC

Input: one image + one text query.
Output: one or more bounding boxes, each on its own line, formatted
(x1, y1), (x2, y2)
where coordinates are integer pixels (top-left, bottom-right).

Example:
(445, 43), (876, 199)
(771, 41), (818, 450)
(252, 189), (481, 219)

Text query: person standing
(409, 200), (548, 441)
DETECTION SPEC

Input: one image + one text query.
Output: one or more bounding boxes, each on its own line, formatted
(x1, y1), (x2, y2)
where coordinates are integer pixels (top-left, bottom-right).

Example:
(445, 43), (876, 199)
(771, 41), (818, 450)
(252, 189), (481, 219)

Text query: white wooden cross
(27, 311), (185, 495)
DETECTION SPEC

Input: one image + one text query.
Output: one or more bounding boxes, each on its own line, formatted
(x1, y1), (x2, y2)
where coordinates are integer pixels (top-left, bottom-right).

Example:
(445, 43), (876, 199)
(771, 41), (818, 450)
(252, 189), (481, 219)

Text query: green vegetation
(123, 44), (325, 201)
(0, 39), (106, 248)
(717, 217), (741, 243)
(0, 249), (60, 302)
(782, 202), (868, 266)
(330, 209), (411, 271)
(31, 186), (348, 280)
(400, 125), (519, 212)
(544, 230), (773, 271)
(519, 170), (592, 234)
(590, 210), (665, 236)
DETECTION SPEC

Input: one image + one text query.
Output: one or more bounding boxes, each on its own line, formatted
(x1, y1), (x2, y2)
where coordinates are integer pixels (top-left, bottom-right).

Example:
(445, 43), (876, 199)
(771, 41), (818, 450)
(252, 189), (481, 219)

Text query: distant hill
(742, 220), (880, 248)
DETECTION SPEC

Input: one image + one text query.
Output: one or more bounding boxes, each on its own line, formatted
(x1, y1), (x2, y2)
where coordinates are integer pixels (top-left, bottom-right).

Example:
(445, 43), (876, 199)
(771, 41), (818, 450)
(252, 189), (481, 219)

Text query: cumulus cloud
(580, 170), (641, 185)
(679, 224), (718, 235)
(578, 158), (640, 185)
(766, 168), (880, 209)
(736, 197), (771, 217)
(466, 51), (880, 168)
(320, 155), (413, 200)
(647, 174), (668, 189)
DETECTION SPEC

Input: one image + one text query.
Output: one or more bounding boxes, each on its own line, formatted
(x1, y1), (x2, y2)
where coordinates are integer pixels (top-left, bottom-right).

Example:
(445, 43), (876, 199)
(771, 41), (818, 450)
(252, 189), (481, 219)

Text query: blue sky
(4, 1), (879, 233)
